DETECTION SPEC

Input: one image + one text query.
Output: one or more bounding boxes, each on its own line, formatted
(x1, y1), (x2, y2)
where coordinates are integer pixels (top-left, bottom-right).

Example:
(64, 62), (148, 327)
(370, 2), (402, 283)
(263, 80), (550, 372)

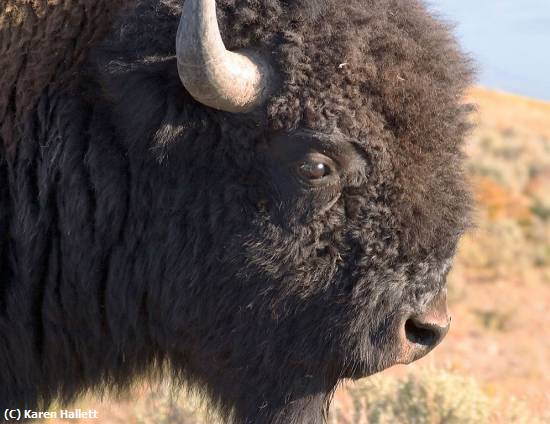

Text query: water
(429, 0), (550, 101)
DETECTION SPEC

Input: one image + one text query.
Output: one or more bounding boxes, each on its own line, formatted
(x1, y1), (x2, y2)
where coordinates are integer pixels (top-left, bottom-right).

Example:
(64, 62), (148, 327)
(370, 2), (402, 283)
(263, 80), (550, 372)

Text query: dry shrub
(328, 370), (545, 424)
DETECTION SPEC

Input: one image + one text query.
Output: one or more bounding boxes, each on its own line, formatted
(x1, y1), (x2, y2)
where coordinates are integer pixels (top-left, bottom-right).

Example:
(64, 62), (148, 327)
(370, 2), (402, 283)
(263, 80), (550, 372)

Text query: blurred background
(41, 1), (550, 423)
(431, 0), (550, 101)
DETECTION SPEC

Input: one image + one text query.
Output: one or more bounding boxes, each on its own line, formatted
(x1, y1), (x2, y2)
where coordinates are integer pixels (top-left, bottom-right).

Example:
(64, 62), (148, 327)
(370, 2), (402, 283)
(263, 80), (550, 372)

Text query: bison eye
(299, 160), (332, 180)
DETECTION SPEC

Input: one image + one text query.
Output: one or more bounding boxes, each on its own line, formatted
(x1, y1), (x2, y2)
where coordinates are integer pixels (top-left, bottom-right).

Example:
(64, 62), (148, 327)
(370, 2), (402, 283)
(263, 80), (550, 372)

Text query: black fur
(0, 0), (473, 422)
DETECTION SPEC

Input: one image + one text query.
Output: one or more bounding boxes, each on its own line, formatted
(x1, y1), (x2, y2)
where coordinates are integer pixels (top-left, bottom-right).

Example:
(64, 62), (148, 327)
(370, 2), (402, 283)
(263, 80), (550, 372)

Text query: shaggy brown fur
(0, 1), (473, 423)
(0, 1), (126, 152)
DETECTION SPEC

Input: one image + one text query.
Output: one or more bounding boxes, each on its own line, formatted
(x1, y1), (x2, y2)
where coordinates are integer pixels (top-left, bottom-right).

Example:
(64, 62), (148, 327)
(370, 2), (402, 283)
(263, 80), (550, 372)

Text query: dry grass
(329, 370), (547, 424)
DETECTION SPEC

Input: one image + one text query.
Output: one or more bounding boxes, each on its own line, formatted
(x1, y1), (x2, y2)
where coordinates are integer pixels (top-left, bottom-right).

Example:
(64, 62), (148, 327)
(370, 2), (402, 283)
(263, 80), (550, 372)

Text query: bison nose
(398, 291), (450, 364)
(404, 315), (450, 348)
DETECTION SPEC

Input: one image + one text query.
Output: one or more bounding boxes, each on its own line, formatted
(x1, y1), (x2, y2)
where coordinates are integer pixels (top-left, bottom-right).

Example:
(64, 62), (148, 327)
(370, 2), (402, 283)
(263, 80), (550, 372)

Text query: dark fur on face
(0, 0), (473, 422)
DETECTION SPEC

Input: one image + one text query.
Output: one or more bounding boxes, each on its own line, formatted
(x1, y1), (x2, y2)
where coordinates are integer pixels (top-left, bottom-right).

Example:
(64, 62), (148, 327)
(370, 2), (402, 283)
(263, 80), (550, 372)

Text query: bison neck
(0, 88), (338, 422)
(0, 93), (181, 410)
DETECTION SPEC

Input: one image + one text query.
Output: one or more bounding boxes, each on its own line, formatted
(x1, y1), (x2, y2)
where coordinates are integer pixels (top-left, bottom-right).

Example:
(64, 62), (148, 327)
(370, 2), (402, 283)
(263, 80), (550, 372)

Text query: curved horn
(176, 0), (272, 113)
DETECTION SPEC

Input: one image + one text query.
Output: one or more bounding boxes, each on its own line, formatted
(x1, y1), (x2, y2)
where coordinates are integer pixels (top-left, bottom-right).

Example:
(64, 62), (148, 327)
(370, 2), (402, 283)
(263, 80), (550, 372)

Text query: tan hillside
(467, 86), (550, 140)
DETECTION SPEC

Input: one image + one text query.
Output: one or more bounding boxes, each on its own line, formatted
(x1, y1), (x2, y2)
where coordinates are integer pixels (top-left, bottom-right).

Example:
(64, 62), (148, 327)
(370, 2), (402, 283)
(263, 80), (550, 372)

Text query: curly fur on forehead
(111, 0), (474, 221)
(110, 0), (474, 248)
(228, 0), (475, 257)
(216, 0), (474, 141)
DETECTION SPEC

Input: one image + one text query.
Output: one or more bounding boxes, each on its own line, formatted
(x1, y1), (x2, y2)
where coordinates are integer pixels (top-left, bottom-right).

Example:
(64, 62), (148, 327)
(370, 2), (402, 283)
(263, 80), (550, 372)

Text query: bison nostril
(404, 317), (449, 348)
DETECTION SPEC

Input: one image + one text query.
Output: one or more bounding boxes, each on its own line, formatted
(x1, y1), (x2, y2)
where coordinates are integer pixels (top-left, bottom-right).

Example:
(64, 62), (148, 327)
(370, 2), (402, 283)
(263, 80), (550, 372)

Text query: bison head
(88, 0), (474, 421)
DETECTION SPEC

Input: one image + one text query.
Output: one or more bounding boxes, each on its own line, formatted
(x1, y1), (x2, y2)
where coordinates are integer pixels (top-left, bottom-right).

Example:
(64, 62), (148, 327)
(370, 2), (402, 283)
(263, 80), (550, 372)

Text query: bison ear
(176, 0), (273, 113)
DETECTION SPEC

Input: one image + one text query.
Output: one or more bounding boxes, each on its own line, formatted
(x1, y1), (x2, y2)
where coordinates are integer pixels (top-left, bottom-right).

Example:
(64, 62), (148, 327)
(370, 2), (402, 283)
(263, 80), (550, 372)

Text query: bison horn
(176, 0), (272, 113)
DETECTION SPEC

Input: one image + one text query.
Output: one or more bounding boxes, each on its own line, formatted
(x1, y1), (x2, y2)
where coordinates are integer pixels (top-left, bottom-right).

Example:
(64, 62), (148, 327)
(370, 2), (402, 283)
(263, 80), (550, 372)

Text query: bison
(0, 0), (473, 422)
